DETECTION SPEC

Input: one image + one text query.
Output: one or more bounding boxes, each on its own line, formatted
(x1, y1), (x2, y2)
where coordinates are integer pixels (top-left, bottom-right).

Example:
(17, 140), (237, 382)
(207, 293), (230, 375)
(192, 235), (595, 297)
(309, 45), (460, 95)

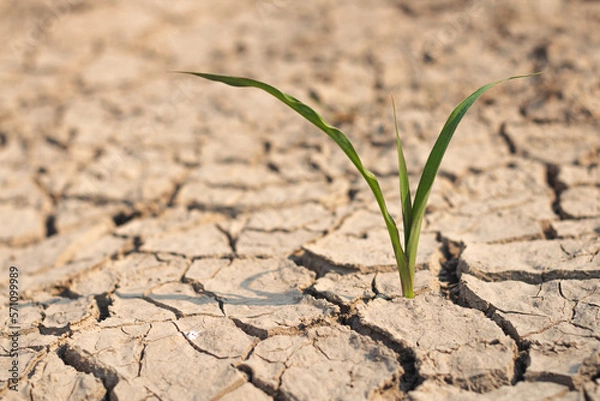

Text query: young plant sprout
(182, 71), (537, 298)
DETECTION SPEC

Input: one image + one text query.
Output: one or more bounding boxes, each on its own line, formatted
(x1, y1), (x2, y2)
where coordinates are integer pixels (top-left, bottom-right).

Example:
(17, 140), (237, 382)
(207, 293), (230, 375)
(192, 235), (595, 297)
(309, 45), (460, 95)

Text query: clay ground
(1, 0), (599, 400)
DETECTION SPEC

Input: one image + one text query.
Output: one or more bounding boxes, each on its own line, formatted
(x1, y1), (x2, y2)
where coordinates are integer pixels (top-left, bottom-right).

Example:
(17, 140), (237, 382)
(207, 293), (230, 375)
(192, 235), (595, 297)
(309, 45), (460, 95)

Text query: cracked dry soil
(1, 1), (599, 400)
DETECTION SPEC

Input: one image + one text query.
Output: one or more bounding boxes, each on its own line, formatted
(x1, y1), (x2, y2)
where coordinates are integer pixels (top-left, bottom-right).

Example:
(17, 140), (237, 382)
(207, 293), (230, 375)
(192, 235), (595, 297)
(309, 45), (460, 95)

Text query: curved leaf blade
(180, 72), (411, 292)
(406, 73), (540, 269)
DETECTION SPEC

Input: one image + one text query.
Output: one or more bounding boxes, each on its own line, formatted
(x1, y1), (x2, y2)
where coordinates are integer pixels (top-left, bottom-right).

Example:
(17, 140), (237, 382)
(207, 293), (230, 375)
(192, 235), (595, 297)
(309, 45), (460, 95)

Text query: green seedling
(181, 71), (537, 298)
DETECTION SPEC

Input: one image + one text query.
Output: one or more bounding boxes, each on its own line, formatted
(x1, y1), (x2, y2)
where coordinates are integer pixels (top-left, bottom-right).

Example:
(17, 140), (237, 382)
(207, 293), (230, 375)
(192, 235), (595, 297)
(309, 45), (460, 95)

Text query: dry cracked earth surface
(0, 1), (599, 400)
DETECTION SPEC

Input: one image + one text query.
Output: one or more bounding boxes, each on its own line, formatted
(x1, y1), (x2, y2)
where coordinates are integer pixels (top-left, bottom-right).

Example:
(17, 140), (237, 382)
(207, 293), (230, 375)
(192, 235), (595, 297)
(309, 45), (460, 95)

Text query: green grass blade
(391, 96), (412, 252)
(406, 73), (539, 269)
(181, 72), (411, 291)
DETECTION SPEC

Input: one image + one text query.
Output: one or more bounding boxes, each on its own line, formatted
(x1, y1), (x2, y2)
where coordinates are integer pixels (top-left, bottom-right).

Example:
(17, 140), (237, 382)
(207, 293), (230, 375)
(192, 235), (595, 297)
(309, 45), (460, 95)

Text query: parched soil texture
(1, 1), (599, 400)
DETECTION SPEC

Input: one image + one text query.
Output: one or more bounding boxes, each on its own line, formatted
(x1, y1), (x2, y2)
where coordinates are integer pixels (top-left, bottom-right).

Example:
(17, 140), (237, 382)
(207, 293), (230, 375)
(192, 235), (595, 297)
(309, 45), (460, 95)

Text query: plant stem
(393, 247), (414, 298)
